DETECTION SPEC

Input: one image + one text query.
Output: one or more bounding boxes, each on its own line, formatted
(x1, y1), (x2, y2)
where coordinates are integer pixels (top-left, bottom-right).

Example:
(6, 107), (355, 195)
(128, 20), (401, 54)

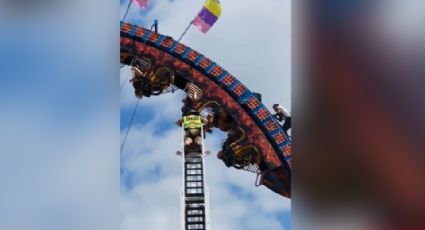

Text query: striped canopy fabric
(192, 0), (222, 33)
(133, 0), (148, 8)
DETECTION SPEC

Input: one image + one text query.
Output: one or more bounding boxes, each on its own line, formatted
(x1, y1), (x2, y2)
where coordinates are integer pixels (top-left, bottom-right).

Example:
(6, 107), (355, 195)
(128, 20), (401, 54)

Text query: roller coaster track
(120, 21), (292, 198)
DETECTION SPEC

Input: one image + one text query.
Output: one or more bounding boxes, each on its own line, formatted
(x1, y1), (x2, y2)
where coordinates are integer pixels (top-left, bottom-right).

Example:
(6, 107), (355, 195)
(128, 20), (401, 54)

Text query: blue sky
(120, 0), (291, 229)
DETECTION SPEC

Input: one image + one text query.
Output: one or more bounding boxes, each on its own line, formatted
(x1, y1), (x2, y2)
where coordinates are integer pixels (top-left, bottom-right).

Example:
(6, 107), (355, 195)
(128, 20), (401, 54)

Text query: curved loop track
(120, 22), (292, 197)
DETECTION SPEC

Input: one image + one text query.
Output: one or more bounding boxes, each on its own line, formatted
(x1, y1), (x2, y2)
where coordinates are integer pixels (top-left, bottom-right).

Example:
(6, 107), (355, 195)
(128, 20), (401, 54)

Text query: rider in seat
(150, 67), (174, 95)
(217, 140), (234, 168)
(216, 110), (237, 132)
(182, 110), (203, 153)
(130, 63), (152, 98)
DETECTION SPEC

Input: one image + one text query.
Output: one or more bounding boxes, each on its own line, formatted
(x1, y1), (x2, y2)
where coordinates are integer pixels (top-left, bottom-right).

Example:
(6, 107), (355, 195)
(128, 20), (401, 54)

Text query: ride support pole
(177, 20), (193, 43)
(122, 0), (133, 22)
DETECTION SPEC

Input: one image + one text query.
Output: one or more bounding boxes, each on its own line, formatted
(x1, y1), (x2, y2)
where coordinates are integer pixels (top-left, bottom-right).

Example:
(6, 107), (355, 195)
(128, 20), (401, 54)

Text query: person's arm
(274, 113), (284, 122)
(131, 66), (144, 77)
(281, 107), (291, 118)
(201, 117), (208, 125)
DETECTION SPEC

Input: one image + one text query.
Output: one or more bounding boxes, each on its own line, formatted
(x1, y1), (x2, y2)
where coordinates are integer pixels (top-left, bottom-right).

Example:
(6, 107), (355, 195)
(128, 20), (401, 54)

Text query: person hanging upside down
(273, 104), (291, 134)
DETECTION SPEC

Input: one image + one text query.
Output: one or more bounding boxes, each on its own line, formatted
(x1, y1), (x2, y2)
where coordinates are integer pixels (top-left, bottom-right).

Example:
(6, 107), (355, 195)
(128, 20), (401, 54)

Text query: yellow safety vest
(182, 115), (202, 129)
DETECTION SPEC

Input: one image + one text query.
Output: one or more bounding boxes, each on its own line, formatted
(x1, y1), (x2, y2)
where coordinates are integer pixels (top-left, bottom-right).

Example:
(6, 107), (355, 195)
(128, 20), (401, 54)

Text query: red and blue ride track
(120, 22), (291, 198)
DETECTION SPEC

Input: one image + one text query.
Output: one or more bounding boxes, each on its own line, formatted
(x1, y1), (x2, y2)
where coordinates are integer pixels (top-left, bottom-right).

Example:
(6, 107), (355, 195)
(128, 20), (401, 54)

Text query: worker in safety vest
(182, 110), (203, 147)
(182, 114), (202, 129)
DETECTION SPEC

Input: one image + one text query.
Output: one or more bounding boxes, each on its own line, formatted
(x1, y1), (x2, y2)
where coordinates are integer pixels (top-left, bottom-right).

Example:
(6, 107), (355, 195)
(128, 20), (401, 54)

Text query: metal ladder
(180, 124), (211, 230)
(184, 156), (206, 229)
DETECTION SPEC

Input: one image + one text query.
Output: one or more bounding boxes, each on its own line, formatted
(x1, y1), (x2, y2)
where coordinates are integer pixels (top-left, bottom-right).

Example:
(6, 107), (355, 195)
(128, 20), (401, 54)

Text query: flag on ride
(192, 0), (222, 33)
(133, 0), (148, 8)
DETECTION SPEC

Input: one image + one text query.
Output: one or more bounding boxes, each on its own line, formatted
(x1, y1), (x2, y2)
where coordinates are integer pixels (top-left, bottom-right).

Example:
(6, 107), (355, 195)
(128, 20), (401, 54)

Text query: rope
(120, 99), (140, 154)
(178, 20), (193, 42)
(122, 0), (133, 22)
